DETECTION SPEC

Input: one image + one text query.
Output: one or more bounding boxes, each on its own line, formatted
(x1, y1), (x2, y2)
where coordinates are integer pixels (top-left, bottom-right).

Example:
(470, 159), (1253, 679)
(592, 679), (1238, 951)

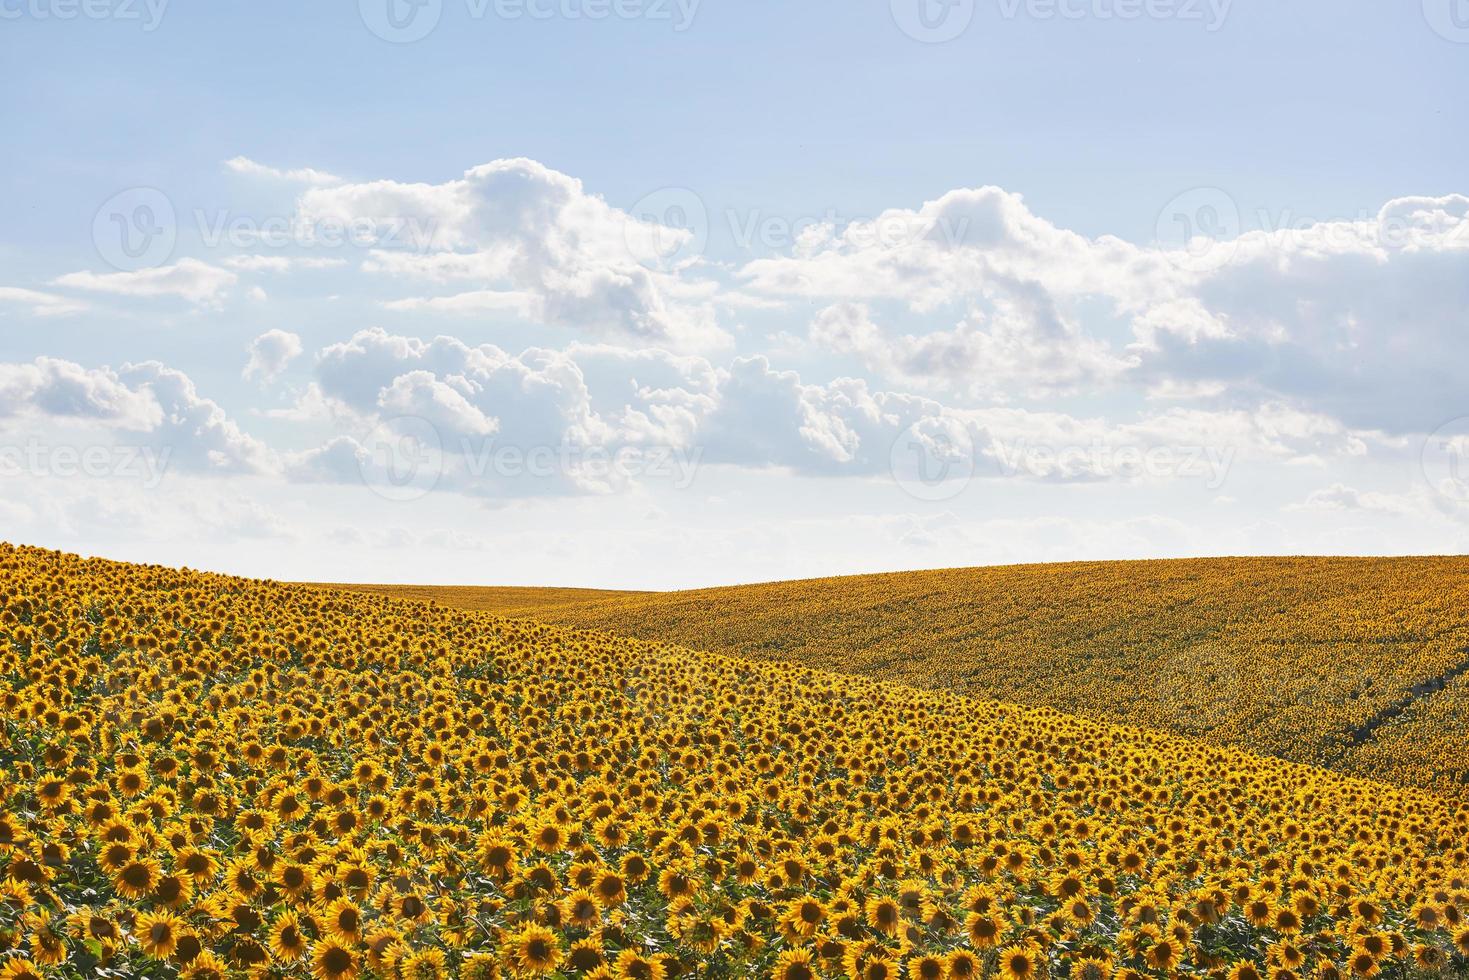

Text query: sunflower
(1070, 957), (1110, 980)
(866, 896), (901, 936)
(401, 948), (447, 979)
(477, 832), (518, 880)
(68, 910), (121, 946)
(997, 944), (1039, 980)
(560, 888), (602, 929)
(1145, 938), (1182, 971)
(112, 855), (162, 899)
(312, 940), (360, 980)
(595, 870), (628, 907)
(33, 776), (70, 811)
(137, 909), (182, 959)
(152, 871), (194, 909)
(25, 912), (66, 966)
(1412, 944), (1447, 972)
(966, 912), (1005, 948)
(96, 840), (135, 874)
(323, 898), (363, 944)
(530, 820), (567, 854)
(0, 959), (43, 980)
(907, 952), (946, 980)
(462, 951), (500, 980)
(174, 847), (220, 884)
(566, 938), (606, 973)
(612, 948), (665, 980)
(509, 923), (562, 976)
(859, 957), (899, 980)
(271, 910), (311, 961)
(774, 948), (817, 980)
(278, 861), (315, 899)
(783, 896), (826, 939)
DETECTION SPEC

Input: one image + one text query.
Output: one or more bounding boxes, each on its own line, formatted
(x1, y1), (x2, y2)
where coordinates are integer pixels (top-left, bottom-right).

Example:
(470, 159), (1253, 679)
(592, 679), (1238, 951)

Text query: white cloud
(224, 254), (348, 272)
(811, 294), (1131, 400)
(0, 286), (87, 317)
(381, 289), (536, 317)
(1293, 483), (1418, 516)
(116, 362), (272, 474)
(297, 158), (728, 348)
(54, 258), (237, 306)
(224, 155), (342, 186)
(0, 357), (161, 429)
(243, 329), (304, 384)
(736, 186), (1469, 434)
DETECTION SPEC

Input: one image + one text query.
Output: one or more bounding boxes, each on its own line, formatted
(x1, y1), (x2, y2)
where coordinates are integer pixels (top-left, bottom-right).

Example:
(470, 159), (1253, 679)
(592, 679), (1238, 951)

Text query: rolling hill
(337, 557), (1469, 796)
(5, 542), (1469, 978)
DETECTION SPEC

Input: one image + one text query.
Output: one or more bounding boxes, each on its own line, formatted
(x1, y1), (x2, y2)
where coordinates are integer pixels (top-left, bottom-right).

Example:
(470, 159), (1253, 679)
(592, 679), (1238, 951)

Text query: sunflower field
(4, 542), (1469, 980)
(349, 557), (1469, 798)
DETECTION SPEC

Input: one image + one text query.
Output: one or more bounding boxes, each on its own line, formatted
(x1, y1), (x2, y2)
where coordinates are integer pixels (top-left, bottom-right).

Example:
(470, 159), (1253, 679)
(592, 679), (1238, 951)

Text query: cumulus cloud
(243, 329), (304, 383)
(224, 155), (342, 186)
(0, 286), (87, 317)
(0, 358), (162, 429)
(1293, 483), (1418, 516)
(115, 362), (272, 474)
(283, 326), (1387, 502)
(0, 356), (270, 478)
(737, 186), (1469, 434)
(54, 258), (237, 306)
(811, 293), (1131, 400)
(297, 158), (728, 348)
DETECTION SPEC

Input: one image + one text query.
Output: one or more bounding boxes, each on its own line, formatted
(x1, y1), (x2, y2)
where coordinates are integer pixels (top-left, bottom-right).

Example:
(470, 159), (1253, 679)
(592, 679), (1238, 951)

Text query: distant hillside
(336, 556), (1469, 796)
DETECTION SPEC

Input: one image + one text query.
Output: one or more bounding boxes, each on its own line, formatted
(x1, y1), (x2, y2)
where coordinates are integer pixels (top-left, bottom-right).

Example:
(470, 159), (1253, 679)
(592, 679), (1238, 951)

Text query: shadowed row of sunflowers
(351, 557), (1469, 798)
(3, 543), (1469, 978)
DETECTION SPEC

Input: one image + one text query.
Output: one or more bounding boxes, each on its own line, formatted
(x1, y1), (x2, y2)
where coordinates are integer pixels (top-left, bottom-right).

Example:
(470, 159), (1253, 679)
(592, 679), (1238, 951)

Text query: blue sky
(1, 1), (1466, 587)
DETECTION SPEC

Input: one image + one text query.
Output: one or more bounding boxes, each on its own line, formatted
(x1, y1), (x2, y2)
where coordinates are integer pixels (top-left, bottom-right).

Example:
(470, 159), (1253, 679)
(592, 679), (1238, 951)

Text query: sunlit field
(3, 543), (1468, 979)
(340, 557), (1469, 800)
